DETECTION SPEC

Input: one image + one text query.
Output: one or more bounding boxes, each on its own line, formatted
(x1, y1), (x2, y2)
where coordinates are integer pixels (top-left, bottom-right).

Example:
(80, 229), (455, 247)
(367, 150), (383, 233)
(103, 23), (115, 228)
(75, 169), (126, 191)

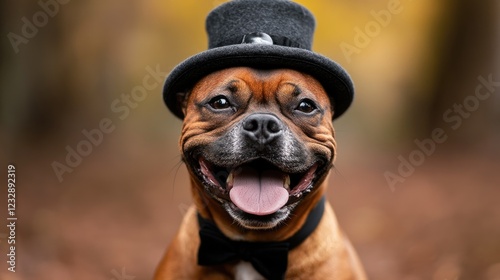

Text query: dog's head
(179, 67), (336, 237)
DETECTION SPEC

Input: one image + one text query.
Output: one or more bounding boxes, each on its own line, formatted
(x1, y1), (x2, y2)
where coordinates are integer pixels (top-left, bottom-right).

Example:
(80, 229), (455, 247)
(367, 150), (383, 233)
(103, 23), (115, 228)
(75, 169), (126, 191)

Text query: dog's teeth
(226, 172), (234, 187)
(284, 175), (290, 191)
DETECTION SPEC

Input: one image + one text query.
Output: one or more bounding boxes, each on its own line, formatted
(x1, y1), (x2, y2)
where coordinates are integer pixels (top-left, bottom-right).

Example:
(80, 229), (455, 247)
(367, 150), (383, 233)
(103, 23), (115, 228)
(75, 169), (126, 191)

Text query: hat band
(213, 33), (303, 49)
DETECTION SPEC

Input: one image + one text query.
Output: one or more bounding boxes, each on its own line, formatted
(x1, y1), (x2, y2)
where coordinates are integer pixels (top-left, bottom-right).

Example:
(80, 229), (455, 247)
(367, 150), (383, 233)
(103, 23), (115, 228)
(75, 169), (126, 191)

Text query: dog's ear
(176, 91), (189, 116)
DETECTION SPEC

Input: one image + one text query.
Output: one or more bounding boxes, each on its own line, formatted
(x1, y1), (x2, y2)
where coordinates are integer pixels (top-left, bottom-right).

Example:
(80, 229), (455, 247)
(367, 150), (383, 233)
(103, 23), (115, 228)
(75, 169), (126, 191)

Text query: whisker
(169, 154), (185, 198)
(332, 165), (353, 189)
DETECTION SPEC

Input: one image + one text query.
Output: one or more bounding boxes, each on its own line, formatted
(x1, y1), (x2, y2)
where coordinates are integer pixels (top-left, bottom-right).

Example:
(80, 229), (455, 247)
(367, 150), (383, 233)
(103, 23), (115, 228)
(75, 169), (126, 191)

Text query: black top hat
(163, 0), (354, 120)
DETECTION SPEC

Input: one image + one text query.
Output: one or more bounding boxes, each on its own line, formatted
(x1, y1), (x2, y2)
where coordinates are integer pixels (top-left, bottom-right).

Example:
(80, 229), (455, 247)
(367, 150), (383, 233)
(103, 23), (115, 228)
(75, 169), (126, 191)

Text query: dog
(154, 67), (366, 279)
(155, 0), (366, 279)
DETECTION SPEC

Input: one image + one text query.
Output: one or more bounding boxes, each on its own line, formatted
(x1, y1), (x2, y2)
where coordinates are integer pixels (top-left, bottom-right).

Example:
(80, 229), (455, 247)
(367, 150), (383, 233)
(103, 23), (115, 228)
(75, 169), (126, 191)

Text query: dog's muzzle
(184, 111), (331, 228)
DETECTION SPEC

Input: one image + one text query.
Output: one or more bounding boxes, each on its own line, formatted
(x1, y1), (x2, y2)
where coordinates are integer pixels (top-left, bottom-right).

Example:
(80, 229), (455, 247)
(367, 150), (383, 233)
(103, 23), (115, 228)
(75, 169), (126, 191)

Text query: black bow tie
(197, 196), (326, 280)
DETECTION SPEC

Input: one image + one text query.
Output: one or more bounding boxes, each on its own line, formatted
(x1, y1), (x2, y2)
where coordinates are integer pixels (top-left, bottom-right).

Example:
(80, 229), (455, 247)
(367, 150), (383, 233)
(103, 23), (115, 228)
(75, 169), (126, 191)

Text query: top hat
(163, 0), (354, 120)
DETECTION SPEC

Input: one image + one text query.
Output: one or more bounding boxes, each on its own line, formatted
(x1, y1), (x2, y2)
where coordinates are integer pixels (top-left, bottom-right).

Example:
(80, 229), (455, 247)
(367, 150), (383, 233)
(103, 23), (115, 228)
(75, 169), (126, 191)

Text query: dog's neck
(197, 196), (326, 246)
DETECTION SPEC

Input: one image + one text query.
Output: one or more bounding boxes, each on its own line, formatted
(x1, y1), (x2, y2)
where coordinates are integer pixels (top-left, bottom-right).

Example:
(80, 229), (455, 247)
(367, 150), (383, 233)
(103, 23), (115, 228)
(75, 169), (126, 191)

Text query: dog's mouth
(196, 157), (324, 216)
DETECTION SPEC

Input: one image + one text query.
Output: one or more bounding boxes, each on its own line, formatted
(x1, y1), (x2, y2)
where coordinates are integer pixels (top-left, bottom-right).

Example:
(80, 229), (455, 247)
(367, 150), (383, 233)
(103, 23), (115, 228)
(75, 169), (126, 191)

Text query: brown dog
(155, 67), (366, 279)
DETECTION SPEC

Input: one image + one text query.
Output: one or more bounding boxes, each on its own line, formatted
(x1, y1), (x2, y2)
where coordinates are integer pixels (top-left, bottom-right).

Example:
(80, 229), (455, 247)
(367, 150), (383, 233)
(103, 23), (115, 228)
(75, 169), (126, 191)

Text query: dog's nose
(242, 113), (283, 145)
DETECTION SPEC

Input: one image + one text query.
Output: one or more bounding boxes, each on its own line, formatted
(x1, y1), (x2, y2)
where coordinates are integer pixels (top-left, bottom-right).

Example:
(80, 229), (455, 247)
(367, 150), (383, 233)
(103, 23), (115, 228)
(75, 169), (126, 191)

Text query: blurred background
(1, 0), (499, 279)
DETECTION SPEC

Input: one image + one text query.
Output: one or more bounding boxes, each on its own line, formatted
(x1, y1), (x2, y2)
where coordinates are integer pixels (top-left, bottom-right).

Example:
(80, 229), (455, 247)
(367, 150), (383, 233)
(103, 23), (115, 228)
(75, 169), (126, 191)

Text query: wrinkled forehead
(188, 67), (329, 102)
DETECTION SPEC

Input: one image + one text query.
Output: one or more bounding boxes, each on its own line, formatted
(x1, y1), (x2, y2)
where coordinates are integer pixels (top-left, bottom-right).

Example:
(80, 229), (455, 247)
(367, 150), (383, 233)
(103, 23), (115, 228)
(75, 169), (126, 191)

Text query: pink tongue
(229, 168), (289, 216)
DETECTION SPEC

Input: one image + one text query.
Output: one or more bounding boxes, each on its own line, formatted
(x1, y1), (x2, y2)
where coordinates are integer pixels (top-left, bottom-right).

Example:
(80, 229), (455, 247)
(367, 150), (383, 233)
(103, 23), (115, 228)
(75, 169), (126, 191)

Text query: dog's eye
(295, 99), (317, 114)
(208, 96), (231, 110)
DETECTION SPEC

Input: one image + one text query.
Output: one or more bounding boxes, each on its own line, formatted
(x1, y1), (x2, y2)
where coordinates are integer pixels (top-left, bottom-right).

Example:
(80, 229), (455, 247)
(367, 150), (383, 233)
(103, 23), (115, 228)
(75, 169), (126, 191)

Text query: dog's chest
(234, 261), (265, 280)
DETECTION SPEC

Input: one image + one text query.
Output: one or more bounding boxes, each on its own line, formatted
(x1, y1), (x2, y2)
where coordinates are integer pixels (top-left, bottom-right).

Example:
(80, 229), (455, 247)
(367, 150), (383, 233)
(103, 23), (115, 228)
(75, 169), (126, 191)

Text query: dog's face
(180, 67), (336, 232)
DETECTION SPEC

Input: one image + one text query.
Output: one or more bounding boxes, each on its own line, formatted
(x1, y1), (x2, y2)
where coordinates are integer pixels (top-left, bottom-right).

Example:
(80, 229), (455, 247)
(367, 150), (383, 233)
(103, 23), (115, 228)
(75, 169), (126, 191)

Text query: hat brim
(163, 44), (354, 120)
